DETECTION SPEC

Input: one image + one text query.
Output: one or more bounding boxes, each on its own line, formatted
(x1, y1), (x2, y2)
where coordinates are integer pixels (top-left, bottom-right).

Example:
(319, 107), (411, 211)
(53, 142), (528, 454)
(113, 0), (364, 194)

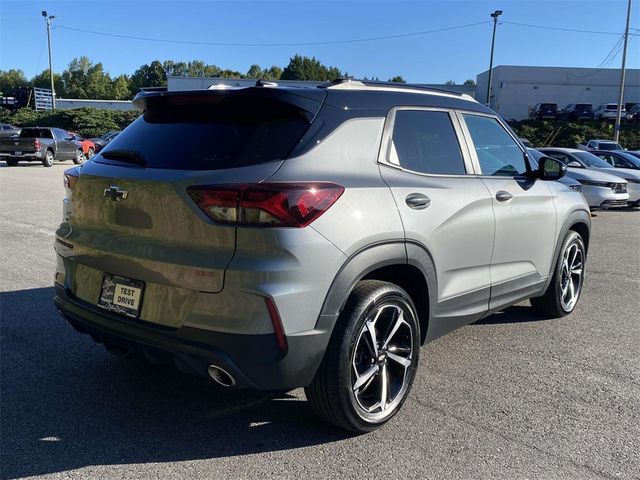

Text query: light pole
(485, 10), (502, 107)
(614, 0), (632, 144)
(42, 11), (56, 109)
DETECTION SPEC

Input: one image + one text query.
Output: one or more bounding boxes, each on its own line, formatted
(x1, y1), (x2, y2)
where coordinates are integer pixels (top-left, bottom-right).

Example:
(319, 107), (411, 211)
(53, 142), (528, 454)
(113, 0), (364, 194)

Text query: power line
(54, 21), (489, 47)
(502, 21), (635, 36)
(567, 34), (635, 79)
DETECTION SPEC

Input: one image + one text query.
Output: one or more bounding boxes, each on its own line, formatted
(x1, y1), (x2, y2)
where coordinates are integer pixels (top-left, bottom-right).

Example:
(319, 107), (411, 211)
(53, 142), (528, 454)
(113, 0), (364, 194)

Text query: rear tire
(305, 280), (420, 433)
(6, 158), (18, 167)
(42, 150), (54, 167)
(531, 231), (585, 317)
(87, 147), (95, 159)
(73, 149), (85, 165)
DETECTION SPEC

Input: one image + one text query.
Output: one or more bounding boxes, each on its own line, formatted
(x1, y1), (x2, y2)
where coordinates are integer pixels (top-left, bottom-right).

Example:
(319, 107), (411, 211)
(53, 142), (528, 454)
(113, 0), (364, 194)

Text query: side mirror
(538, 156), (566, 180)
(567, 161), (581, 168)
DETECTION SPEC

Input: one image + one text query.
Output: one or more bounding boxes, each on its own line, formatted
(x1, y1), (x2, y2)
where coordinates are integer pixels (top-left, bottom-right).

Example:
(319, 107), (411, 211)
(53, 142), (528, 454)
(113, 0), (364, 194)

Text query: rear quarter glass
(95, 94), (316, 170)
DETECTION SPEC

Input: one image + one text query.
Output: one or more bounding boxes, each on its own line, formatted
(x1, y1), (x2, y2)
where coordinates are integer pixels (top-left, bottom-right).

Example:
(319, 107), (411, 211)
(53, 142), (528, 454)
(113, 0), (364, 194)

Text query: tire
(73, 149), (85, 165)
(531, 231), (586, 317)
(87, 147), (95, 159)
(42, 150), (54, 167)
(305, 280), (421, 433)
(6, 158), (18, 167)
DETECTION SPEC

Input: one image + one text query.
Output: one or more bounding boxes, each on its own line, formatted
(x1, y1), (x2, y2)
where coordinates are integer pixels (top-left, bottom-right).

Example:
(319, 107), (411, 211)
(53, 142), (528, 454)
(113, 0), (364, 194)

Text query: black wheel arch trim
(540, 208), (591, 295)
(315, 239), (437, 344)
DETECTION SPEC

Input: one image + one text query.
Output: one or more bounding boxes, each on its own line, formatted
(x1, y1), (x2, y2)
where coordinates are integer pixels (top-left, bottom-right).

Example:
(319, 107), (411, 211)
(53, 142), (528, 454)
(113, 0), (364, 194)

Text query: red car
(69, 132), (96, 160)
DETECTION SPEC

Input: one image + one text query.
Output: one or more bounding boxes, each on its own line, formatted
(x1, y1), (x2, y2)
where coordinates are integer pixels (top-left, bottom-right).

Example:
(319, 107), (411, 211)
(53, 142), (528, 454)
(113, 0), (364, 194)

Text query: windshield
(616, 152), (640, 168)
(599, 142), (622, 151)
(574, 151), (613, 168)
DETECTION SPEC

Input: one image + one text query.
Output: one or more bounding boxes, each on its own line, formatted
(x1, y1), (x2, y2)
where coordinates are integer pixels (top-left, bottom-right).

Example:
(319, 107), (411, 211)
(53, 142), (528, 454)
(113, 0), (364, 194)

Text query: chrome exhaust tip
(207, 364), (236, 388)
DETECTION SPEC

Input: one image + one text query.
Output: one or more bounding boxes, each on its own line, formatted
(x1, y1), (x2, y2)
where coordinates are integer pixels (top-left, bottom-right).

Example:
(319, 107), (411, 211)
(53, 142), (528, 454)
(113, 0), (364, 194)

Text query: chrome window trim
(377, 106), (477, 177)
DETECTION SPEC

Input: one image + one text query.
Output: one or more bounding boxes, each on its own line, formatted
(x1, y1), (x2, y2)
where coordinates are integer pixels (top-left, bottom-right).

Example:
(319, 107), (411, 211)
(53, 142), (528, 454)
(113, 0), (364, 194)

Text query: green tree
(388, 75), (406, 83)
(445, 80), (456, 85)
(61, 57), (113, 99)
(130, 60), (166, 92)
(246, 64), (264, 79)
(263, 66), (283, 80)
(31, 69), (65, 97)
(463, 79), (476, 86)
(0, 69), (28, 95)
(281, 55), (342, 81)
(111, 74), (132, 100)
(163, 60), (189, 77)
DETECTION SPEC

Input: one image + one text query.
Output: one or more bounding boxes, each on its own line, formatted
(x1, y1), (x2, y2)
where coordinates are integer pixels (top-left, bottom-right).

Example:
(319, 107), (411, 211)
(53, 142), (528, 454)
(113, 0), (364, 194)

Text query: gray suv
(54, 80), (590, 432)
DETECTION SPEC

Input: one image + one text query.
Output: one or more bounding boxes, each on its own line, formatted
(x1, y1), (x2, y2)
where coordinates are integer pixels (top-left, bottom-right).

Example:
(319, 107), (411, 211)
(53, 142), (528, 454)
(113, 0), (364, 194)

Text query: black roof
(134, 79), (492, 115)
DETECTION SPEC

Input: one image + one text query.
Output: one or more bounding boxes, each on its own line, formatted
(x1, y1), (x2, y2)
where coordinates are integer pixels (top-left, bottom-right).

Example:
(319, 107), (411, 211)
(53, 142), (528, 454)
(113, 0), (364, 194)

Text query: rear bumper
(0, 151), (43, 160)
(54, 285), (333, 391)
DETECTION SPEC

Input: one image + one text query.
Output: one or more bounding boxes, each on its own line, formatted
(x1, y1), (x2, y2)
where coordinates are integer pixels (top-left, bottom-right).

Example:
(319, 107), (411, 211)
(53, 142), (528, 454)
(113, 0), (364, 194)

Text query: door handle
(495, 191), (513, 202)
(405, 193), (431, 210)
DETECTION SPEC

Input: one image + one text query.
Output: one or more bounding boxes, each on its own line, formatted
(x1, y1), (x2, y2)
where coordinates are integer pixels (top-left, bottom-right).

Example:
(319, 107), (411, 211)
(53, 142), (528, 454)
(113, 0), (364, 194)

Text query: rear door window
(97, 93), (315, 170)
(388, 109), (467, 175)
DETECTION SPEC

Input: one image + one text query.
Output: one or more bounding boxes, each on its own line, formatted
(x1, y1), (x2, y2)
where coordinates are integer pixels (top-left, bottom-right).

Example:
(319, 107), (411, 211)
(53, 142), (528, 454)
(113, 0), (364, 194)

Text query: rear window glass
(606, 104), (619, 110)
(540, 104), (557, 108)
(19, 128), (53, 139)
(96, 94), (312, 170)
(575, 104), (592, 109)
(390, 110), (466, 175)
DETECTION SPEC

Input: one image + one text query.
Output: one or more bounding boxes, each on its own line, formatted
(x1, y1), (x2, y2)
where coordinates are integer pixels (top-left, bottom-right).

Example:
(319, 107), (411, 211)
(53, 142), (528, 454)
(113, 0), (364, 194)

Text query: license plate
(14, 151), (22, 156)
(98, 274), (144, 318)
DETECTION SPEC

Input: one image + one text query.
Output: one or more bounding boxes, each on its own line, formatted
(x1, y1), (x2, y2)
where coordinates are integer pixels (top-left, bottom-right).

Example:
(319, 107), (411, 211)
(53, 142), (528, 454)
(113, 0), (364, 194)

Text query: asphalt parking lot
(1, 162), (639, 480)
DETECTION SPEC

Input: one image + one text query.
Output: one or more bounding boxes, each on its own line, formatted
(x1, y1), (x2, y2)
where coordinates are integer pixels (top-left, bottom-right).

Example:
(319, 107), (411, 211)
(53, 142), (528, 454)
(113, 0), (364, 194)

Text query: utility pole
(614, 0), (632, 144)
(485, 10), (503, 106)
(42, 11), (56, 109)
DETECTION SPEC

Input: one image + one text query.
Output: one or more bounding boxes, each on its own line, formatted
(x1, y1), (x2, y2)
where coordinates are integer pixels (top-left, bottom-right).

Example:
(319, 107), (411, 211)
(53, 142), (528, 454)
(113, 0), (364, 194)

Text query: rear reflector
(264, 297), (287, 351)
(187, 183), (344, 227)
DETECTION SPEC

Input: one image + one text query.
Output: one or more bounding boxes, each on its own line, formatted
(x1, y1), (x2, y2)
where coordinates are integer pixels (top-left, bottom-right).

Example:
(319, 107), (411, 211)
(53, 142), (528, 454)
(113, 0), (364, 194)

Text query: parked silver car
(54, 80), (591, 432)
(540, 148), (640, 207)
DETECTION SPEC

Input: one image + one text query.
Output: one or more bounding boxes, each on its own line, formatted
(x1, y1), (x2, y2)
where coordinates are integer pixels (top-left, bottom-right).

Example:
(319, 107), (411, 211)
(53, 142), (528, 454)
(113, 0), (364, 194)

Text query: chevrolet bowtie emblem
(103, 186), (128, 202)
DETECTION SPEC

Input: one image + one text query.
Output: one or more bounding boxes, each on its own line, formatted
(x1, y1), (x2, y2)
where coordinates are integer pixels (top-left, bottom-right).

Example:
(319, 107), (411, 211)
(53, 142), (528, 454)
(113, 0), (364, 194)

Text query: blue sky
(1, 0), (638, 83)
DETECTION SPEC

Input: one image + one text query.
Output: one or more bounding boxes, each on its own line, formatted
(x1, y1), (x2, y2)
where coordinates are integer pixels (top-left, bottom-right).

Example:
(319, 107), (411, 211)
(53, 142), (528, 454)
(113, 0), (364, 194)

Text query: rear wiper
(101, 149), (146, 166)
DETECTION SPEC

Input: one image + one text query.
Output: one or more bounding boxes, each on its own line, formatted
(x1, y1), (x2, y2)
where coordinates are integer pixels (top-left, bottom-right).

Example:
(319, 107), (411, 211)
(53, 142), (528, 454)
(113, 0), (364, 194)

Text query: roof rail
(255, 79), (278, 87)
(320, 78), (465, 97)
(139, 86), (168, 93)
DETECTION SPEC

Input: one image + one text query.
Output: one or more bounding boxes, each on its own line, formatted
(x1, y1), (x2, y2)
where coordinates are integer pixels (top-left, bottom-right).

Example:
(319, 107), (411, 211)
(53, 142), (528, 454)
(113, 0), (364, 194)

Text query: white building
(476, 65), (640, 120)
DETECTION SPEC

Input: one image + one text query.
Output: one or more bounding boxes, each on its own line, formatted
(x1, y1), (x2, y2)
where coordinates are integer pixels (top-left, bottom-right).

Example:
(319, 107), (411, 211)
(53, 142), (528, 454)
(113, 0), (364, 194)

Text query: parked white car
(539, 148), (633, 208)
(594, 103), (628, 120)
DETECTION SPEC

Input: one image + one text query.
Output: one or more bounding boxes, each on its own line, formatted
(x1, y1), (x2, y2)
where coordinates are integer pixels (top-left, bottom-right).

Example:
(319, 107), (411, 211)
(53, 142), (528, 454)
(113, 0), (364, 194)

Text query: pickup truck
(577, 139), (624, 152)
(0, 127), (85, 167)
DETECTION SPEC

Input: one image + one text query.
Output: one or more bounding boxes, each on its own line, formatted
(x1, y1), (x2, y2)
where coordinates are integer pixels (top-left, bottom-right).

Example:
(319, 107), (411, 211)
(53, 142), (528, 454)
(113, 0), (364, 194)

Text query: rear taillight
(187, 183), (344, 227)
(63, 167), (81, 197)
(34, 139), (41, 151)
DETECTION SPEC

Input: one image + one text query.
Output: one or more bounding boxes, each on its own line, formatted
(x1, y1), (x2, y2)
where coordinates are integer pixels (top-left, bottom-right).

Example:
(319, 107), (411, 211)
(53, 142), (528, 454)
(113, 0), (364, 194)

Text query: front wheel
(6, 158), (18, 167)
(531, 231), (586, 317)
(305, 280), (420, 433)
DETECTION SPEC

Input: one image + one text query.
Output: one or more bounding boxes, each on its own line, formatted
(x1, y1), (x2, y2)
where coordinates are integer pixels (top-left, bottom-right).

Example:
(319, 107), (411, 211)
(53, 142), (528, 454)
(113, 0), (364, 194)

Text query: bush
(0, 107), (139, 138)
(508, 119), (640, 150)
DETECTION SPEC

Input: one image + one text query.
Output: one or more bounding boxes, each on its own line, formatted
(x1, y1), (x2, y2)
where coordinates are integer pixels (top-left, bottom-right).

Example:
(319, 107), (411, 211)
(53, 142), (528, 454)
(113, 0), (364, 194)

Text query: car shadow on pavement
(473, 305), (554, 325)
(0, 287), (351, 479)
